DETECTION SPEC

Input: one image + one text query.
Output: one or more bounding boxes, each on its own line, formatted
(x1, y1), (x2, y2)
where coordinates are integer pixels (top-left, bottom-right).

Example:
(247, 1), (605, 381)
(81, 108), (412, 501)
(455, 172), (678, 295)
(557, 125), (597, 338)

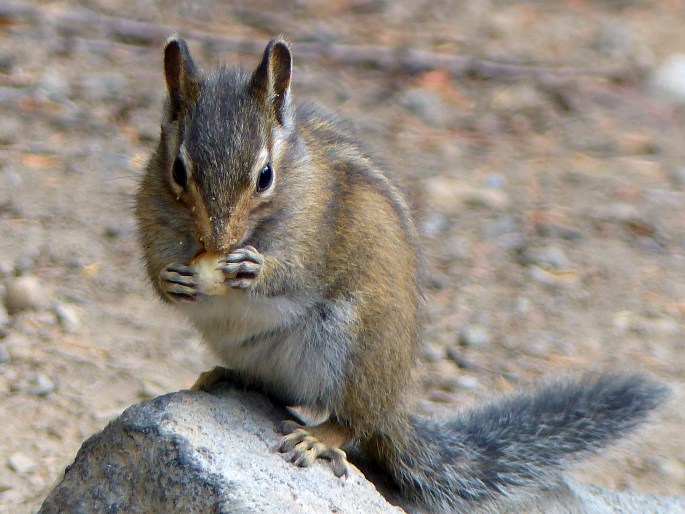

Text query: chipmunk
(135, 36), (668, 512)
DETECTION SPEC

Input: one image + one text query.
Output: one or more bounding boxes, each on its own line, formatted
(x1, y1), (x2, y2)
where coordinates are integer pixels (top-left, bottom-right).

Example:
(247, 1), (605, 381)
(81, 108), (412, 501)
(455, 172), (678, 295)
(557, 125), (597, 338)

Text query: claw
(160, 263), (200, 302)
(276, 420), (351, 478)
(216, 246), (264, 289)
(220, 246), (264, 264)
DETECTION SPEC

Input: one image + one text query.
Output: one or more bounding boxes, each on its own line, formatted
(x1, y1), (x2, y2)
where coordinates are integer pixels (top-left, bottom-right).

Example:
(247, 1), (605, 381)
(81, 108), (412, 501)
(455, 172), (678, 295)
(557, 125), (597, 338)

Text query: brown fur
(136, 36), (668, 512)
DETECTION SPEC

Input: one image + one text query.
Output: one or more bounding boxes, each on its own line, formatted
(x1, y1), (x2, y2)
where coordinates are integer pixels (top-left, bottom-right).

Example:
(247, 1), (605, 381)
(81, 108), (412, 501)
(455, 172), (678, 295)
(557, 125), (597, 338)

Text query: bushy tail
(371, 373), (668, 511)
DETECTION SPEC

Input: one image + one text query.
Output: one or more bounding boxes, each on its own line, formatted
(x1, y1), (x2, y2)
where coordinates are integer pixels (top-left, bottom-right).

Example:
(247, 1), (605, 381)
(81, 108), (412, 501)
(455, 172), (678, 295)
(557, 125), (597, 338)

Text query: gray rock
(38, 386), (404, 514)
(3, 275), (49, 314)
(37, 387), (685, 514)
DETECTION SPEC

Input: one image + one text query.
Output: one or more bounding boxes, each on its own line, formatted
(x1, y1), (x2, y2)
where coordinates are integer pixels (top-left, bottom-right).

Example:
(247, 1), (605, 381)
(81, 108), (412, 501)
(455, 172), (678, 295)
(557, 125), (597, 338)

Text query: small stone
(527, 265), (579, 288)
(445, 236), (470, 260)
(423, 176), (511, 214)
(0, 345), (9, 363)
(456, 375), (480, 390)
(484, 173), (507, 189)
(420, 211), (450, 238)
(28, 373), (55, 396)
(7, 452), (35, 474)
(593, 202), (641, 223)
(463, 188), (511, 210)
(446, 346), (472, 369)
(54, 303), (79, 332)
(0, 260), (12, 278)
(491, 83), (546, 114)
(400, 88), (451, 128)
(517, 245), (569, 270)
(35, 68), (70, 102)
(422, 342), (444, 363)
(535, 223), (583, 240)
(483, 216), (517, 238)
(458, 325), (492, 348)
(0, 303), (9, 328)
(671, 166), (685, 186)
(657, 458), (685, 483)
(650, 54), (685, 104)
(14, 254), (36, 275)
(3, 275), (49, 314)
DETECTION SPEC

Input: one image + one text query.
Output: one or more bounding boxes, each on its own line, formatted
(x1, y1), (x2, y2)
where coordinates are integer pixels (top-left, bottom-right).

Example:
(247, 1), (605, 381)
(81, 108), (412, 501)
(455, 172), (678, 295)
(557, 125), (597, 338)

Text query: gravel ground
(0, 1), (684, 511)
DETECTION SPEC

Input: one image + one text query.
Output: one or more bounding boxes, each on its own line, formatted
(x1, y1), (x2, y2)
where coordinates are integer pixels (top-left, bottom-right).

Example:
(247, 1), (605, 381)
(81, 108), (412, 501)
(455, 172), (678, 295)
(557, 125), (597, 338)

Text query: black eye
(257, 162), (273, 192)
(172, 156), (187, 189)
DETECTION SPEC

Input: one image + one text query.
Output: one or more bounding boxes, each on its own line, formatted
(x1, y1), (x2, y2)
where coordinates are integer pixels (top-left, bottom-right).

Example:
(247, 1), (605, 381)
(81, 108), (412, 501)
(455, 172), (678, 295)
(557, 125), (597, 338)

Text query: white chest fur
(177, 289), (351, 408)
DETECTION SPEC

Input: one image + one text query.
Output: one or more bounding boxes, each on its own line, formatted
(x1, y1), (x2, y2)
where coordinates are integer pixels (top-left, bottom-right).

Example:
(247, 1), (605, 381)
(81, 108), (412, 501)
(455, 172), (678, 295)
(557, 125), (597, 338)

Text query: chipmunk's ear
(249, 37), (293, 126)
(164, 35), (201, 121)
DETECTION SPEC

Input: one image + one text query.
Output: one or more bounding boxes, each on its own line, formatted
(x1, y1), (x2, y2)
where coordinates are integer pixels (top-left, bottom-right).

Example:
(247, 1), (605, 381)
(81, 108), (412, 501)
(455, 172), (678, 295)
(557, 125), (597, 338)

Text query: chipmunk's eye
(257, 162), (273, 193)
(172, 156), (187, 189)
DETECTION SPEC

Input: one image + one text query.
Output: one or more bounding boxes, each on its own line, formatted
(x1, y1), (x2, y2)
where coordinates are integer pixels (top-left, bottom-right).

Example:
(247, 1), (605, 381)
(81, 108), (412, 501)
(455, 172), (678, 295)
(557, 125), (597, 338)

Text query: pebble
(458, 325), (492, 348)
(0, 303), (9, 328)
(649, 54), (685, 104)
(535, 222), (583, 240)
(400, 88), (451, 128)
(671, 166), (685, 186)
(592, 202), (640, 223)
(517, 245), (569, 270)
(14, 254), (36, 275)
(35, 68), (70, 102)
(0, 345), (9, 363)
(422, 342), (444, 363)
(7, 452), (35, 474)
(0, 260), (12, 278)
(3, 275), (49, 314)
(483, 216), (517, 238)
(456, 375), (480, 390)
(484, 173), (507, 190)
(446, 346), (471, 368)
(27, 373), (56, 396)
(612, 311), (678, 335)
(54, 303), (79, 332)
(423, 176), (511, 215)
(490, 83), (546, 114)
(420, 211), (450, 238)
(658, 458), (685, 483)
(463, 188), (511, 210)
(526, 265), (579, 288)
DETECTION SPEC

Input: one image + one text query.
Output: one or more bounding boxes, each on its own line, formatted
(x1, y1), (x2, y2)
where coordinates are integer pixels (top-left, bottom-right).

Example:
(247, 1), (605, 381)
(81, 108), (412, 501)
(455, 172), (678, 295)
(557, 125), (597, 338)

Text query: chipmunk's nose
(197, 217), (242, 254)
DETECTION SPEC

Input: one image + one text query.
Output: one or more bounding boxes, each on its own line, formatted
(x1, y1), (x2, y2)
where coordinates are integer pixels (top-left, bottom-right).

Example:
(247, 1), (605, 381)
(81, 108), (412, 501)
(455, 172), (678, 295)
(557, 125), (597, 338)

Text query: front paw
(218, 245), (264, 290)
(159, 263), (200, 302)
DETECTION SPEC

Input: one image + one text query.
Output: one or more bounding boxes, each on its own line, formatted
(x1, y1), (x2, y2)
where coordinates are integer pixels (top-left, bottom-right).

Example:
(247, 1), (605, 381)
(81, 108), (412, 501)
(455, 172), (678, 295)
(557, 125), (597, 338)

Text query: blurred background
(0, 1), (684, 511)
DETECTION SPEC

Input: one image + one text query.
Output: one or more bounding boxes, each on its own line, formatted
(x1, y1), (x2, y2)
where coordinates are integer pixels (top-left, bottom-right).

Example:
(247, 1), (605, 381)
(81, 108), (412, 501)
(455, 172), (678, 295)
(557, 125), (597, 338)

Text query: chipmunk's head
(160, 35), (294, 253)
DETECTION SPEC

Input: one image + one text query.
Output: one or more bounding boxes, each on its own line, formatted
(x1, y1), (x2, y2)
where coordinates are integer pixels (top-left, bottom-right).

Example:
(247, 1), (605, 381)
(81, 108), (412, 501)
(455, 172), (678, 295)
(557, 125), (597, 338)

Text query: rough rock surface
(38, 385), (685, 514)
(37, 385), (403, 514)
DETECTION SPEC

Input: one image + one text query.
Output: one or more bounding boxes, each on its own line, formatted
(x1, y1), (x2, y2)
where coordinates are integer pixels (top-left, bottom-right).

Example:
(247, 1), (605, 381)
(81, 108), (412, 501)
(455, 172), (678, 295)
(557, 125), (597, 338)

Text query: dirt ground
(0, 1), (684, 512)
